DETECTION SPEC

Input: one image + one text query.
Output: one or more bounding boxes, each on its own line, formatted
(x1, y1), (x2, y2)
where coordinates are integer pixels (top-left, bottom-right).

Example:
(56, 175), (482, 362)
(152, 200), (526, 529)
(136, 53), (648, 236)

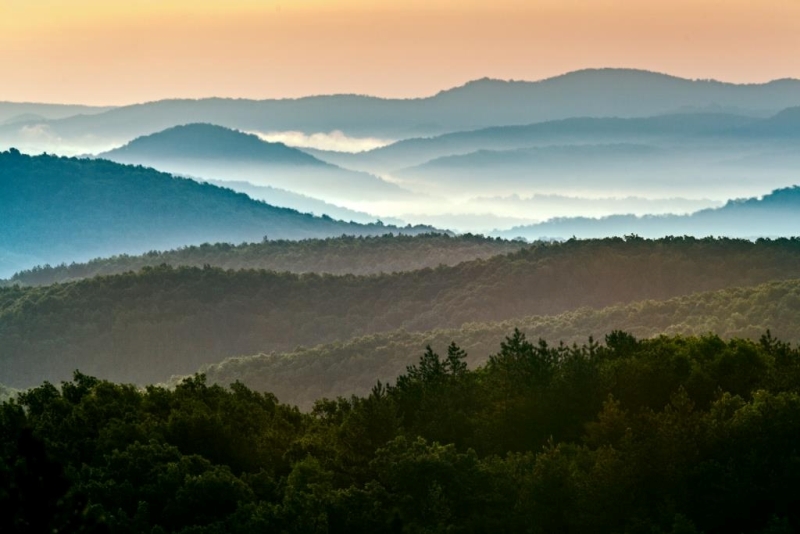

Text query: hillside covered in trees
(201, 278), (800, 408)
(4, 331), (800, 533)
(5, 234), (524, 287)
(3, 236), (800, 388)
(0, 150), (435, 278)
(6, 8), (800, 532)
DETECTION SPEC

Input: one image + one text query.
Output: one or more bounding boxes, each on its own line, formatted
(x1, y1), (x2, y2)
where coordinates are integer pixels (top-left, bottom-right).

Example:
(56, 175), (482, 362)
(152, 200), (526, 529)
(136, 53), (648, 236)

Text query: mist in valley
(10, 104), (781, 237)
(5, 2), (800, 528)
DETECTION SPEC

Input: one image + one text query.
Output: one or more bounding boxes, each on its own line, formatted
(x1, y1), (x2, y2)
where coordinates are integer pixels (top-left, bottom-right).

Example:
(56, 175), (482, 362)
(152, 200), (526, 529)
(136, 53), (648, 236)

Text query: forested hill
(0, 150), (436, 278)
(102, 123), (323, 165)
(6, 234), (526, 286)
(4, 236), (800, 388)
(6, 331), (800, 533)
(202, 278), (800, 408)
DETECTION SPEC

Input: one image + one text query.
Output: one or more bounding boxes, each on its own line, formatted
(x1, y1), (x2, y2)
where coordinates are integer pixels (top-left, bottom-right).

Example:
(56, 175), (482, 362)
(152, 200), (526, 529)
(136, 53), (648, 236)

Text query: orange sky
(2, 0), (799, 105)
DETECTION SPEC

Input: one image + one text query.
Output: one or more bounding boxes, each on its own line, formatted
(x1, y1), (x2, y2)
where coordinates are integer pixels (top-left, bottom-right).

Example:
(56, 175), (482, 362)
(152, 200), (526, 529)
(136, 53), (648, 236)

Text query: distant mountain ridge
(0, 102), (113, 123)
(3, 69), (800, 153)
(313, 108), (800, 200)
(0, 150), (437, 277)
(99, 123), (414, 202)
(494, 186), (800, 240)
(434, 69), (800, 121)
(401, 143), (662, 173)
(306, 110), (798, 173)
(732, 106), (800, 137)
(1, 113), (47, 126)
(103, 123), (322, 165)
(393, 143), (682, 196)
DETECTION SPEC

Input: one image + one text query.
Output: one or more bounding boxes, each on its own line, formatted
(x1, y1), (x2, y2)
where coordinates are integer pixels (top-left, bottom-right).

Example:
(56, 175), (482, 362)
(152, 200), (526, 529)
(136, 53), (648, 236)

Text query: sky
(2, 0), (799, 105)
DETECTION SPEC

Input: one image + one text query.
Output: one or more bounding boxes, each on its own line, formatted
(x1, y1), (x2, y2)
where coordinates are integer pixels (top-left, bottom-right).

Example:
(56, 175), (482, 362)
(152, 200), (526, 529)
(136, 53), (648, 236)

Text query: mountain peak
(103, 123), (323, 166)
(439, 69), (800, 98)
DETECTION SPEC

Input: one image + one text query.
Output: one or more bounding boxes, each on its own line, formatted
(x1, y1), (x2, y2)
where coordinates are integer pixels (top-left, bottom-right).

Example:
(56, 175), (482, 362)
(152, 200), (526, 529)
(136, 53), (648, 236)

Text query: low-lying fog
(4, 121), (799, 235)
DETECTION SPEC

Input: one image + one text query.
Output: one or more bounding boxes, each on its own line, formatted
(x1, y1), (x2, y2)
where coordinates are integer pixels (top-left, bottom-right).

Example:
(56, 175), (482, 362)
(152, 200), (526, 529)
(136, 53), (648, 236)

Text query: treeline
(4, 236), (800, 388)
(201, 278), (800, 408)
(494, 186), (800, 242)
(3, 332), (800, 533)
(5, 234), (524, 286)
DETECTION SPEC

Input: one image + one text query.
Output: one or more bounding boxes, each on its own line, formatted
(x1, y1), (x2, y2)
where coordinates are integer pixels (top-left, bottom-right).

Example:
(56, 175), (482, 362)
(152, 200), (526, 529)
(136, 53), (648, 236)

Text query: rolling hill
(103, 122), (323, 164)
(494, 186), (800, 240)
(305, 109), (800, 199)
(464, 194), (720, 220)
(3, 236), (800, 388)
(99, 124), (414, 202)
(394, 143), (674, 195)
(732, 106), (800, 138)
(0, 149), (436, 277)
(0, 101), (113, 123)
(4, 234), (526, 287)
(3, 69), (800, 154)
(201, 278), (800, 408)
(305, 112), (762, 173)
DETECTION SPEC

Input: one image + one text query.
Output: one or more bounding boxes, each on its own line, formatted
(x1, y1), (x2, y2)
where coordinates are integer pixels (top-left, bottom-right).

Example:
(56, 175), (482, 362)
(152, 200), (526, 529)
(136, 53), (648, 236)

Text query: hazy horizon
(5, 4), (800, 533)
(3, 0), (800, 106)
(4, 0), (800, 267)
(2, 68), (800, 108)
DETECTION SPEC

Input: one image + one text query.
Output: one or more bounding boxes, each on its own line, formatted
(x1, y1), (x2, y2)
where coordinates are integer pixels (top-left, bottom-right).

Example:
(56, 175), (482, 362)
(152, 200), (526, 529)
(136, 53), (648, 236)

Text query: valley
(3, 17), (800, 528)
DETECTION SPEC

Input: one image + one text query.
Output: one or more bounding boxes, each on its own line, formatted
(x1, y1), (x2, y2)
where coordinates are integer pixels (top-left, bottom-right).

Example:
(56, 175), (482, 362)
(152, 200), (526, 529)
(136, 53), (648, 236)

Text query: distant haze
(249, 131), (393, 153)
(2, 0), (799, 105)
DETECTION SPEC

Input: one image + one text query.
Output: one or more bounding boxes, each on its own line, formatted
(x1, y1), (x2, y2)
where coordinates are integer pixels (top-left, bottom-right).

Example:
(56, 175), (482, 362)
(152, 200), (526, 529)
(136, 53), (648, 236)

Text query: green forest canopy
(4, 233), (525, 287)
(3, 236), (800, 388)
(3, 331), (800, 533)
(200, 278), (800, 409)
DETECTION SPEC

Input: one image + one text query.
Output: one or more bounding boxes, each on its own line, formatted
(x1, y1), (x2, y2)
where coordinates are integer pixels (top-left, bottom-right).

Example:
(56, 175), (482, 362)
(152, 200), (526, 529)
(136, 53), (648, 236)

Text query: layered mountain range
(0, 149), (435, 278)
(3, 69), (800, 154)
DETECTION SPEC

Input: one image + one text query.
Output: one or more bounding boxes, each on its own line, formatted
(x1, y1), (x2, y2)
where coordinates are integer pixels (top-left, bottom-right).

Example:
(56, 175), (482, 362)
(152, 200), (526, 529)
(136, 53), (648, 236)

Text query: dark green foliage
(0, 403), (107, 533)
(3, 332), (800, 533)
(4, 235), (800, 389)
(7, 233), (523, 286)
